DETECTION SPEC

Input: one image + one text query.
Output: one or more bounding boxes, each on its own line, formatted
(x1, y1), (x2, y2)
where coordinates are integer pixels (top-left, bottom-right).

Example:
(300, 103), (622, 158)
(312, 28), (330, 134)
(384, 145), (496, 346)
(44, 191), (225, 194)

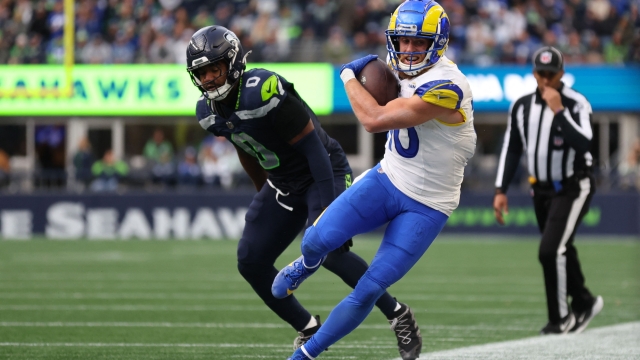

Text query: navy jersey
(196, 68), (350, 194)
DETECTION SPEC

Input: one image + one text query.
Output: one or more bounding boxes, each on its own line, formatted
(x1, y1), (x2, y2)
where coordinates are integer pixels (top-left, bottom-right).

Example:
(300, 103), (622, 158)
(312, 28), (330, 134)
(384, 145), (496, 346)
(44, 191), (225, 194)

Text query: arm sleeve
(274, 94), (312, 142)
(495, 101), (524, 193)
(292, 130), (335, 208)
(555, 101), (593, 154)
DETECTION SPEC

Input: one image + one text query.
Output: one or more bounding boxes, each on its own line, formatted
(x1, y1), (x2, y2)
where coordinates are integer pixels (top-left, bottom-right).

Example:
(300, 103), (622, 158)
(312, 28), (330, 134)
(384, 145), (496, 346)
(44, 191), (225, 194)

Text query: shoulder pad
(195, 96), (211, 120)
(415, 80), (464, 110)
(195, 96), (218, 132)
(238, 68), (286, 113)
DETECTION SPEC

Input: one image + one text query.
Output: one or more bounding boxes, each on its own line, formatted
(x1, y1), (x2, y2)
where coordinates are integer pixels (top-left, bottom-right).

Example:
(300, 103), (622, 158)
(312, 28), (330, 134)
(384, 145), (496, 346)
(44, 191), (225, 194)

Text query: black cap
(533, 46), (564, 73)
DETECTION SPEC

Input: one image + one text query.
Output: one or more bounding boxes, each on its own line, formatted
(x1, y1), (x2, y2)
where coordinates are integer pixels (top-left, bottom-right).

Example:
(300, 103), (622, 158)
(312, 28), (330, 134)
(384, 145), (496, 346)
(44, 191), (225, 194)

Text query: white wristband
(340, 69), (356, 85)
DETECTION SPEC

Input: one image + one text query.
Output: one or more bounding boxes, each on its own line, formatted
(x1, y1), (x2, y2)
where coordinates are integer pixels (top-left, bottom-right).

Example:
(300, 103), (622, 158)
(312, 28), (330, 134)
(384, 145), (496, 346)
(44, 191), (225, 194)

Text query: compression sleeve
(292, 131), (335, 208)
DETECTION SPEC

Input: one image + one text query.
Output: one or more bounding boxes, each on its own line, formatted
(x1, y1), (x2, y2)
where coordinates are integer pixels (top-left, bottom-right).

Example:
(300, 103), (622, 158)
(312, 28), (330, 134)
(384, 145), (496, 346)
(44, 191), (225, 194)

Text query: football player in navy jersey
(186, 25), (420, 355)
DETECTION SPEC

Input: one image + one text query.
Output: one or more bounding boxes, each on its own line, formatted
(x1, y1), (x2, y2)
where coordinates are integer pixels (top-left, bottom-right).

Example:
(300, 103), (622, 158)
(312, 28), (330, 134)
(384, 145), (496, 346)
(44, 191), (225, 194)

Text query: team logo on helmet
(224, 32), (239, 47)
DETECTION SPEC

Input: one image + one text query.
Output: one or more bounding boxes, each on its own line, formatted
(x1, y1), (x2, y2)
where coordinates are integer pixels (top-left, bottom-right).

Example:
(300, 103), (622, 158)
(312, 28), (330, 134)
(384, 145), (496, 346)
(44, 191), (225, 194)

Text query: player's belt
(531, 168), (592, 192)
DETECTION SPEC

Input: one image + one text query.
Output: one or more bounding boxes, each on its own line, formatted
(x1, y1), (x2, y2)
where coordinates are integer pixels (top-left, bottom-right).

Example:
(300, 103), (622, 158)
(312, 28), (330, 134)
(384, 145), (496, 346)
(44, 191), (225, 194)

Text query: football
(357, 59), (400, 106)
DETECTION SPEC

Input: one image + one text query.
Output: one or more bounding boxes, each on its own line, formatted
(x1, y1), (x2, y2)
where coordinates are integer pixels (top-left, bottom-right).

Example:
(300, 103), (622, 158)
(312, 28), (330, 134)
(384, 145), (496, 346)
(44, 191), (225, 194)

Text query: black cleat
(540, 312), (576, 335)
(389, 302), (422, 360)
(293, 315), (322, 350)
(570, 295), (604, 334)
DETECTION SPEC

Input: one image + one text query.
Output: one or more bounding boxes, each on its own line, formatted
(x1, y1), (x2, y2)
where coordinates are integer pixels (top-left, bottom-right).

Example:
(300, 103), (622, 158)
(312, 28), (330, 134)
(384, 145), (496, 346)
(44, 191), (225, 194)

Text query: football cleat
(294, 315), (322, 350)
(540, 312), (576, 335)
(389, 302), (422, 360)
(570, 295), (604, 334)
(272, 255), (325, 299)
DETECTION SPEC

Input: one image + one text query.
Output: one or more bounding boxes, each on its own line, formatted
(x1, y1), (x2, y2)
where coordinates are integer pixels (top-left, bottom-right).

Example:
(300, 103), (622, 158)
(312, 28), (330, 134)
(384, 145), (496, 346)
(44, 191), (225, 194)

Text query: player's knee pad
(351, 273), (387, 307)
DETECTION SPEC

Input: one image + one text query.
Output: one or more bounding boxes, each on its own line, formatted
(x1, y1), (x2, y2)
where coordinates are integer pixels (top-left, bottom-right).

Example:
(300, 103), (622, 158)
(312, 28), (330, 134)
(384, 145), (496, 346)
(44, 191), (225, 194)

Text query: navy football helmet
(385, 0), (450, 75)
(186, 26), (248, 101)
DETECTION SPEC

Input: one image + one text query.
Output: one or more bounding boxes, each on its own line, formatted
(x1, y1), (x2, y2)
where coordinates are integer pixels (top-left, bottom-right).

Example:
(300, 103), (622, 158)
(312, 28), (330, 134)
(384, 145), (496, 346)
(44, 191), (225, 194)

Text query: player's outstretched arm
(233, 143), (268, 192)
(344, 79), (463, 133)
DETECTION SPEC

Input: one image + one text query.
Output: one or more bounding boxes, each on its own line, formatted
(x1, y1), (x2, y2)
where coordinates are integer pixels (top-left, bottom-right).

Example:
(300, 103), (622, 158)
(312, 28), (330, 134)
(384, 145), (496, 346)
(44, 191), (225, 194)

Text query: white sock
(301, 345), (315, 359)
(302, 258), (322, 269)
(394, 302), (402, 312)
(302, 316), (318, 331)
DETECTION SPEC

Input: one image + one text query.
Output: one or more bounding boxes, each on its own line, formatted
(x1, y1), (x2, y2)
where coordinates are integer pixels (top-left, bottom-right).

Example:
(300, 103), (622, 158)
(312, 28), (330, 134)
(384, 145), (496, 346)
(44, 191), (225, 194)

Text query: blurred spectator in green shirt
(604, 31), (629, 63)
(90, 149), (129, 192)
(144, 128), (175, 185)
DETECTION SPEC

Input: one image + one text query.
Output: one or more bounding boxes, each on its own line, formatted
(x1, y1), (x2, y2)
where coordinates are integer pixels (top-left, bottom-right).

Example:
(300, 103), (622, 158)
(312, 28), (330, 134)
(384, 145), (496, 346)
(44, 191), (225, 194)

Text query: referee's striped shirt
(495, 82), (593, 192)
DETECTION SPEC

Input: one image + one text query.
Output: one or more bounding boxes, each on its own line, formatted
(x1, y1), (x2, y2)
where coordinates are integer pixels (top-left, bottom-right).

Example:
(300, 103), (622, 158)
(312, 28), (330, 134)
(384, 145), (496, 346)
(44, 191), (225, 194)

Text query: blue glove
(340, 55), (379, 77)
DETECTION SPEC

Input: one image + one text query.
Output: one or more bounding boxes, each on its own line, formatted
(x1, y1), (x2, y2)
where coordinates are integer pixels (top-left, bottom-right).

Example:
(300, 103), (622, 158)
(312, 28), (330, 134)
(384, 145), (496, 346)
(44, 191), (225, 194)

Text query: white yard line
(0, 304), (544, 315)
(0, 342), (394, 349)
(390, 322), (640, 360)
(0, 321), (535, 332)
(0, 292), (546, 303)
(0, 276), (543, 285)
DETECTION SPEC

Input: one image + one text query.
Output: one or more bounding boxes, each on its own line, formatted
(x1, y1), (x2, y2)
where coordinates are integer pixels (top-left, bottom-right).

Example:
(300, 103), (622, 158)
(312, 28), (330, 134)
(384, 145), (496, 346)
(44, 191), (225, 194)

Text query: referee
(493, 46), (603, 335)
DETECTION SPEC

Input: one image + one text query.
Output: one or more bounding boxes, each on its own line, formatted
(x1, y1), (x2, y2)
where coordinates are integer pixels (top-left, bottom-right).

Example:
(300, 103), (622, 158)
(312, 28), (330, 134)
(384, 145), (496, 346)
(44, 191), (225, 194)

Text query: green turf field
(0, 236), (638, 360)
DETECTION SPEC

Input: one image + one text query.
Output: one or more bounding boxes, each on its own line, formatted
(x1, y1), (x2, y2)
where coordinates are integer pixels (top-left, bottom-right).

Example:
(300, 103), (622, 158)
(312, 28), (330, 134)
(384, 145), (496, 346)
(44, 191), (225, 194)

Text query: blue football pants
(300, 164), (449, 357)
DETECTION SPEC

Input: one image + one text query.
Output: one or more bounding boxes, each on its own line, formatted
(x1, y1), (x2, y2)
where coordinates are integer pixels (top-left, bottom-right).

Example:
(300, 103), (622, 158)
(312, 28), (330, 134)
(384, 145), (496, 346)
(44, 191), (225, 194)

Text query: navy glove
(340, 55), (379, 77)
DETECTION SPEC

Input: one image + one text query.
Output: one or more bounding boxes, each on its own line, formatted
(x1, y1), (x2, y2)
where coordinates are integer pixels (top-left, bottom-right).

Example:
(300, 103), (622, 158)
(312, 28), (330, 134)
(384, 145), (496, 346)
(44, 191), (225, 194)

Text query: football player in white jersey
(272, 1), (476, 359)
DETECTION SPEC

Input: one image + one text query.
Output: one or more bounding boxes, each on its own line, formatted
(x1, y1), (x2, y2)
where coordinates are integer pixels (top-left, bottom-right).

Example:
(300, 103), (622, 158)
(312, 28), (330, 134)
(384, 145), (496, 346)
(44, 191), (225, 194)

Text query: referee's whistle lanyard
(266, 179), (294, 211)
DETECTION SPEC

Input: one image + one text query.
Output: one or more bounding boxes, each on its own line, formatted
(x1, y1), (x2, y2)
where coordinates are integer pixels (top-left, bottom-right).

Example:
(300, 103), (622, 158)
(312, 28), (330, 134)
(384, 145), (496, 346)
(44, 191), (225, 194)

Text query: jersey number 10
(387, 127), (419, 158)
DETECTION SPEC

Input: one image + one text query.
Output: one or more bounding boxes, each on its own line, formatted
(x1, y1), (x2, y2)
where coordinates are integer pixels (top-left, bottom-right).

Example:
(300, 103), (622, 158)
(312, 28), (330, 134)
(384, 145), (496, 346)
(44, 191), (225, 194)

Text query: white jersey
(380, 56), (476, 216)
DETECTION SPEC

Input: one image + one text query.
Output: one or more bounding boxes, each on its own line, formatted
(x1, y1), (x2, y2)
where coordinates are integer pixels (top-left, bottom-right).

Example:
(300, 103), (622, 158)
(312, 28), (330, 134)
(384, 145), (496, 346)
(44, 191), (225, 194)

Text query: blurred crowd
(69, 129), (247, 192)
(1, 0), (639, 66)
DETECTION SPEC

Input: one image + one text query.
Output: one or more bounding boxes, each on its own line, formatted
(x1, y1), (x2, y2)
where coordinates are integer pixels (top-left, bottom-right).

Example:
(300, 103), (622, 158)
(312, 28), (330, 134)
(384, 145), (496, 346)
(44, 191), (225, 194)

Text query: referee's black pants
(532, 174), (596, 324)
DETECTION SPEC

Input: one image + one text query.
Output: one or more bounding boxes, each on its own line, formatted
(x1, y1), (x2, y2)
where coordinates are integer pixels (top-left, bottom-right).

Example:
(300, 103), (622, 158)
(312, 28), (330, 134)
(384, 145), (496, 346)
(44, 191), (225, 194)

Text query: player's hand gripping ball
(340, 55), (399, 106)
(340, 54), (379, 77)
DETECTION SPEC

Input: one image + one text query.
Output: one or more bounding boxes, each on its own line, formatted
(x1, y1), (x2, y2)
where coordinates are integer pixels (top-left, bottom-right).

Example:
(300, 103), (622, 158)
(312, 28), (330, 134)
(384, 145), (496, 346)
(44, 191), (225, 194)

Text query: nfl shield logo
(540, 51), (552, 64)
(554, 136), (564, 146)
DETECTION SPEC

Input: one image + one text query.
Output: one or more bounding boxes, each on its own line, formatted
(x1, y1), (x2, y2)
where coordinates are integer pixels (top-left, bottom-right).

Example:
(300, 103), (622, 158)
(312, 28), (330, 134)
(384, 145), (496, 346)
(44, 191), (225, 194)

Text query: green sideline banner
(0, 64), (334, 116)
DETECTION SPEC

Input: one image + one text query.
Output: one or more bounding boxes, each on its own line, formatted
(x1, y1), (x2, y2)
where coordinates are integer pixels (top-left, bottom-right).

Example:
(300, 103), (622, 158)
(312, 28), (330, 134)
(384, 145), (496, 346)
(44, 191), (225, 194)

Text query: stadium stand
(0, 0), (638, 65)
(0, 0), (638, 192)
